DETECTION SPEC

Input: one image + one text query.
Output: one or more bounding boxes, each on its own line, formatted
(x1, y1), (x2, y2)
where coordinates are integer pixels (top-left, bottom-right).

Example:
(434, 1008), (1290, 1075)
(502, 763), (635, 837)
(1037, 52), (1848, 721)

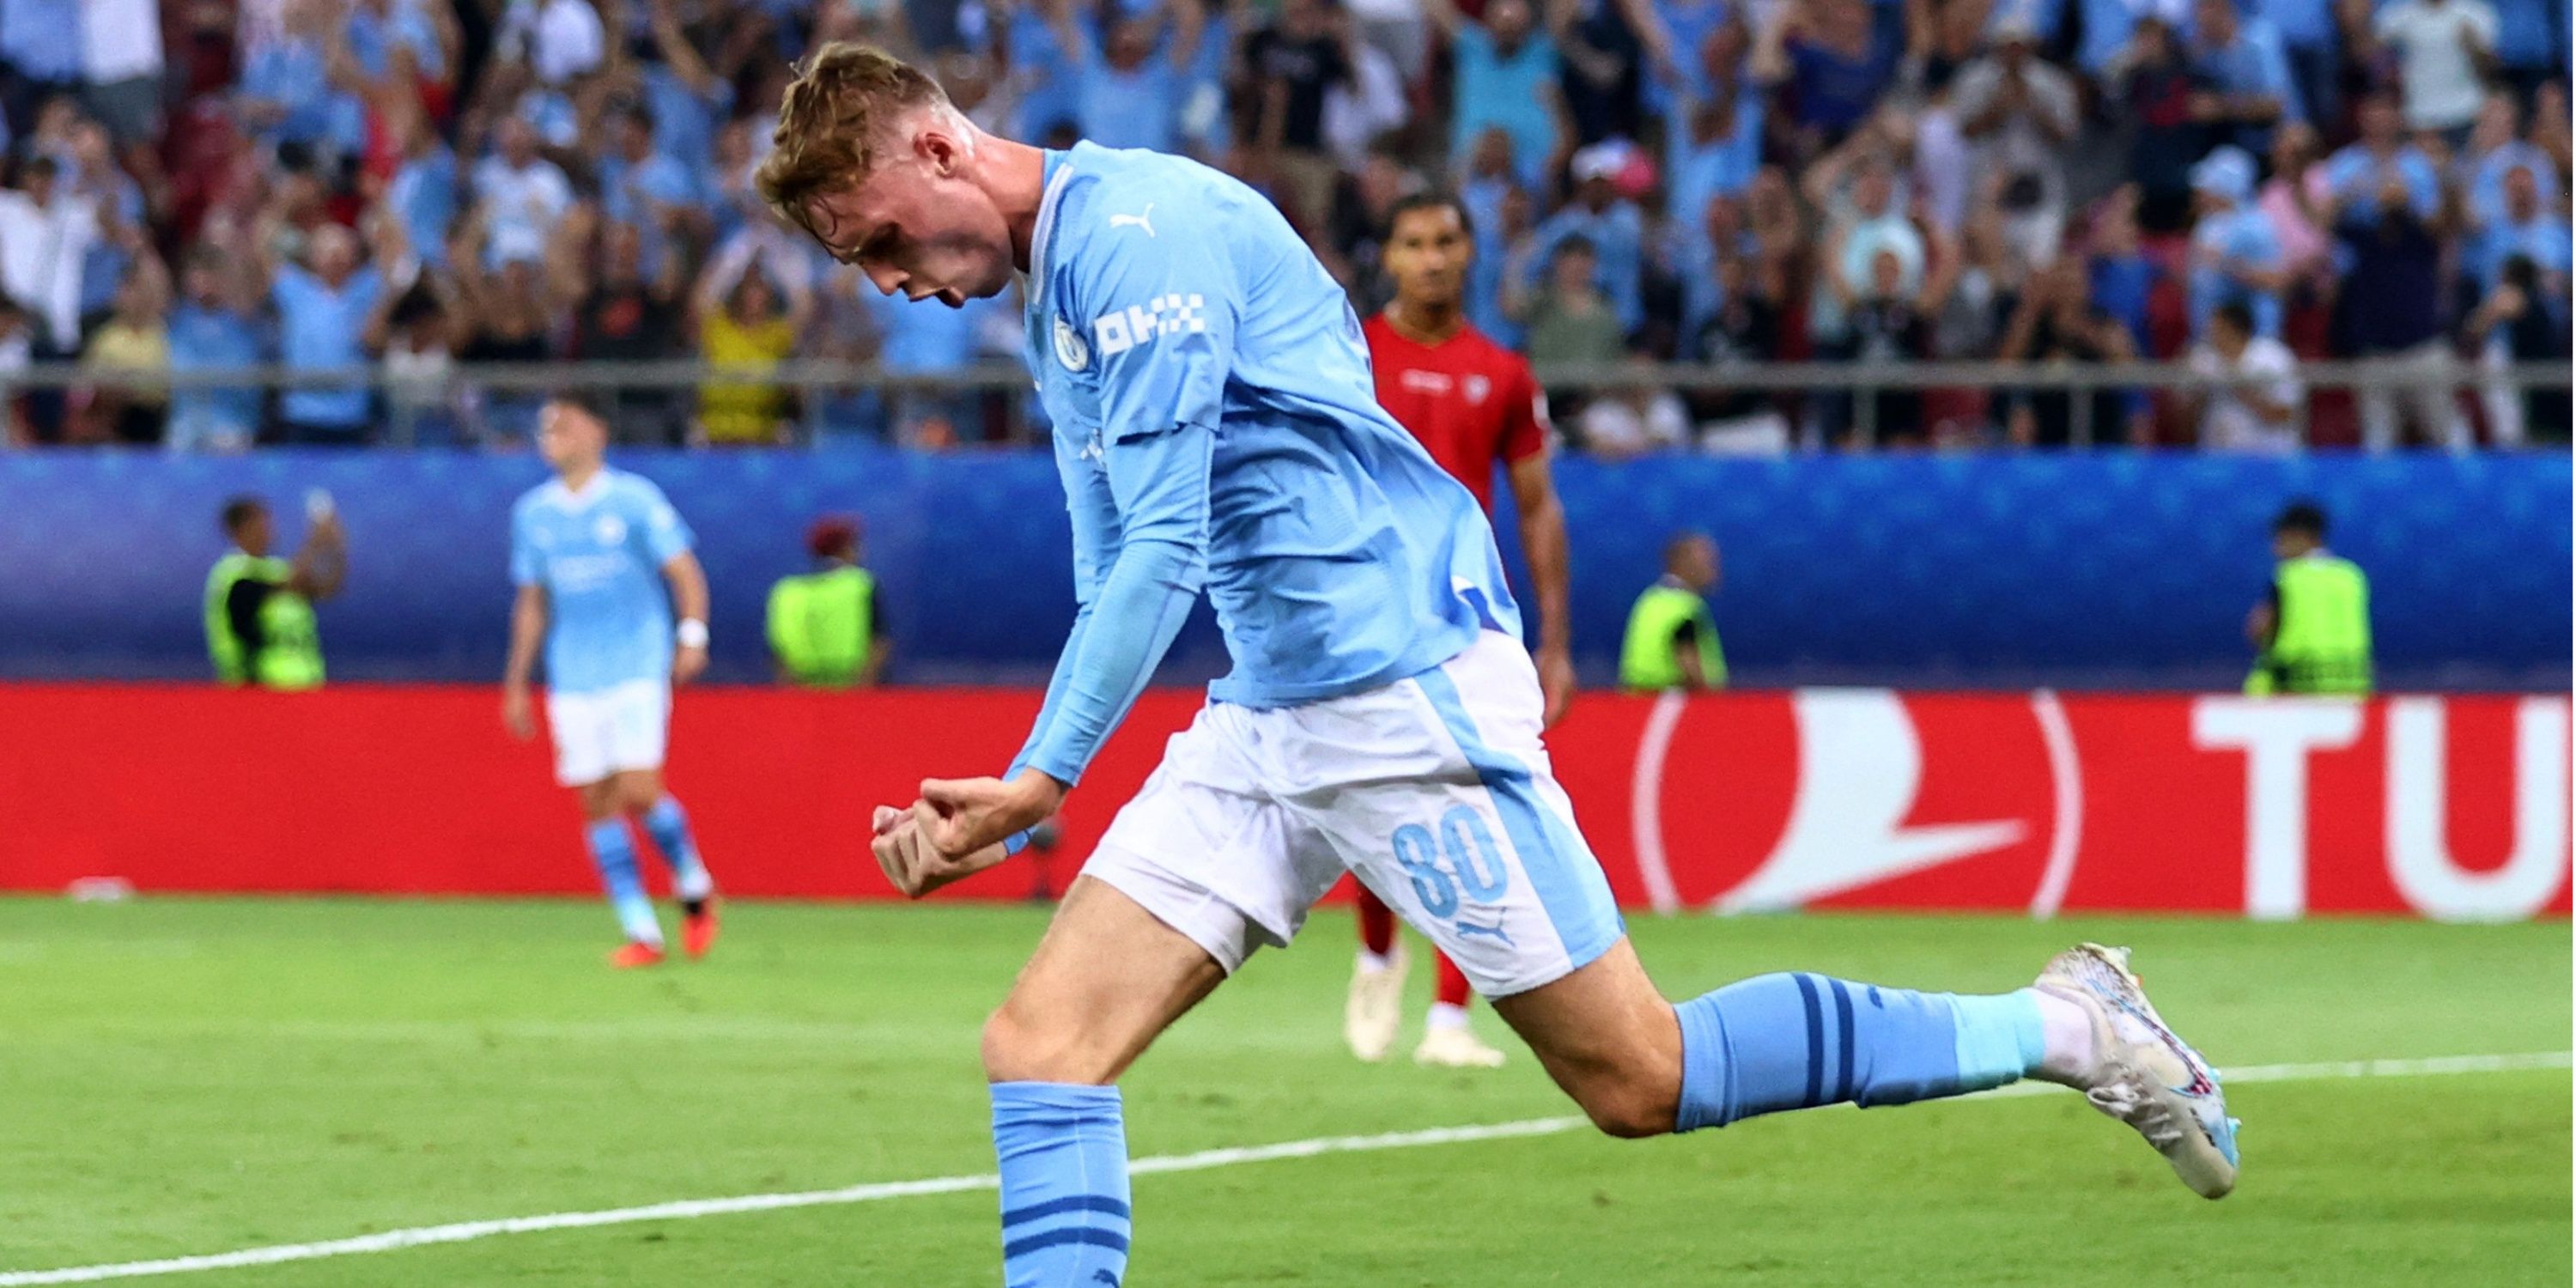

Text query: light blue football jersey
(1010, 143), (1517, 786)
(509, 468), (696, 695)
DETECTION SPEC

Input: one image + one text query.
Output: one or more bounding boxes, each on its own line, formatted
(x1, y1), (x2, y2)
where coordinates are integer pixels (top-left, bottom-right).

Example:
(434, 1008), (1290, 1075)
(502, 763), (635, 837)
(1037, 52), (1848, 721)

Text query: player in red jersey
(1348, 191), (1576, 1068)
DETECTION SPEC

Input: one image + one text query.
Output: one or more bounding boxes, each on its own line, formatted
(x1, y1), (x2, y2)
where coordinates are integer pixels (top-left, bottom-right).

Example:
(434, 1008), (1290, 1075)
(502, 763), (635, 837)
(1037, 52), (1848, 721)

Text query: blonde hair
(756, 42), (953, 238)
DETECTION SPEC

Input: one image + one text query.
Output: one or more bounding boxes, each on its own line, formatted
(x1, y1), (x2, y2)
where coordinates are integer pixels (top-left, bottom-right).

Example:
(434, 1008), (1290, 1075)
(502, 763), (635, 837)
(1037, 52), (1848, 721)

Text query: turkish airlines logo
(1614, 690), (2569, 921)
(1631, 690), (2074, 914)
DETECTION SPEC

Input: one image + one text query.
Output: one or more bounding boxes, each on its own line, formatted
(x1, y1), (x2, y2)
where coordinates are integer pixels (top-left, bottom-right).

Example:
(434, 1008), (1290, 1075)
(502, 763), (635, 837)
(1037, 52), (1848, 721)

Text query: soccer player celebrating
(763, 45), (2237, 1288)
(1348, 192), (1574, 1070)
(502, 393), (721, 968)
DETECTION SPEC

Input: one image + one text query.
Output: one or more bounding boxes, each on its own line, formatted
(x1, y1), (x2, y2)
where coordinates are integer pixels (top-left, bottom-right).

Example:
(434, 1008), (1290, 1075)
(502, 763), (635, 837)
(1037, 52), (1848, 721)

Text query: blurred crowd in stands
(0, 0), (2564, 451)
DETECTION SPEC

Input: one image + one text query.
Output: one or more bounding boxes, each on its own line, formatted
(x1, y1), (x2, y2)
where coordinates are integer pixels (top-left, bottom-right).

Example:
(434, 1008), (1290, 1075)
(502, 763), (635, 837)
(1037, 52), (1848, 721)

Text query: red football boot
(609, 940), (666, 969)
(682, 902), (720, 961)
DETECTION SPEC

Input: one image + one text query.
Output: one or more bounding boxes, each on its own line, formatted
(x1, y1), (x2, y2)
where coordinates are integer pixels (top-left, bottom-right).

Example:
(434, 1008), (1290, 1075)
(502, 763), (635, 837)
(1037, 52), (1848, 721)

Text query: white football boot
(1345, 942), (1409, 1063)
(1413, 1023), (1509, 1069)
(2033, 943), (2241, 1200)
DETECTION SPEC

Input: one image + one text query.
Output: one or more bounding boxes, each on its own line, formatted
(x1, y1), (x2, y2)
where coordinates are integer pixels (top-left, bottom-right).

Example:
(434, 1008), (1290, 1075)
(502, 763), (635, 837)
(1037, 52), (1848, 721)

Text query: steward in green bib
(2246, 501), (2372, 696)
(768, 515), (890, 688)
(1620, 532), (1727, 691)
(205, 494), (347, 690)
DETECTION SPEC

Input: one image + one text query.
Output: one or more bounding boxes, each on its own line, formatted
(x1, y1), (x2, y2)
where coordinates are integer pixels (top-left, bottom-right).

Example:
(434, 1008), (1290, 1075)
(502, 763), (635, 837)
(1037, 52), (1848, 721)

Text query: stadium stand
(0, 0), (2563, 449)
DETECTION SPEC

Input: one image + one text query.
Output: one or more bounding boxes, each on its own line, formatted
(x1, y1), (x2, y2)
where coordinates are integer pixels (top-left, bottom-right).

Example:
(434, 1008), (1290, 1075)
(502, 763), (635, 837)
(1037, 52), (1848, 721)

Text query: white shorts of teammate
(1086, 630), (1624, 998)
(545, 677), (671, 787)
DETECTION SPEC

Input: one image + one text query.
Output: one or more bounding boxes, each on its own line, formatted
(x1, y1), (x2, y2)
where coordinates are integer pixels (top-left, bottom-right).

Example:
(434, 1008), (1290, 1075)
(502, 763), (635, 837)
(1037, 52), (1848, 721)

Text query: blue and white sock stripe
(1678, 971), (2016, 1130)
(1830, 979), (1858, 1106)
(1410, 665), (1623, 971)
(1794, 973), (1826, 1108)
(1001, 1194), (1133, 1258)
(990, 1082), (1131, 1288)
(1789, 973), (1866, 1109)
(999, 1223), (1131, 1262)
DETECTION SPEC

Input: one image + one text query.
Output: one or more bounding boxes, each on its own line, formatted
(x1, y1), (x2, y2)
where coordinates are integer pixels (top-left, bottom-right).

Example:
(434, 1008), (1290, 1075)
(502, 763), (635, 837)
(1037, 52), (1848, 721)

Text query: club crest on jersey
(592, 514), (627, 545)
(1053, 314), (1091, 372)
(1464, 374), (1492, 405)
(1091, 294), (1207, 357)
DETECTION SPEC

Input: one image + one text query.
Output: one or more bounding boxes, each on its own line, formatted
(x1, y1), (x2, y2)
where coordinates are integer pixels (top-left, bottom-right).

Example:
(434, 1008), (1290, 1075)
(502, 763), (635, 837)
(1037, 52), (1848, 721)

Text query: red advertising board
(1, 686), (2563, 920)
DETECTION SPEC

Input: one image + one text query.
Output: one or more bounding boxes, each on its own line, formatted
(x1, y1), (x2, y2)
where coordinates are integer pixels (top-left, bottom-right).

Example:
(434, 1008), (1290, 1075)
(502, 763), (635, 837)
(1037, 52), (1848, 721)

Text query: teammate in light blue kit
(759, 45), (2239, 1287)
(504, 393), (722, 968)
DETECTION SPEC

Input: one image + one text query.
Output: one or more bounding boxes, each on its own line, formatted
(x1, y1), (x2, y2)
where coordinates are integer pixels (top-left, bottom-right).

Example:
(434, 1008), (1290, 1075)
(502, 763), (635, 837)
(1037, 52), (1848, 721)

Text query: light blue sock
(585, 818), (661, 945)
(1674, 974), (2047, 1132)
(639, 796), (713, 902)
(991, 1082), (1131, 1288)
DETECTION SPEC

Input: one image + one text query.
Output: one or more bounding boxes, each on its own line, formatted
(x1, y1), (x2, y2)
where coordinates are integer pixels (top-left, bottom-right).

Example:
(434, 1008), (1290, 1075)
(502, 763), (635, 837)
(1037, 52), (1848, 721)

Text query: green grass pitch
(1, 897), (2566, 1286)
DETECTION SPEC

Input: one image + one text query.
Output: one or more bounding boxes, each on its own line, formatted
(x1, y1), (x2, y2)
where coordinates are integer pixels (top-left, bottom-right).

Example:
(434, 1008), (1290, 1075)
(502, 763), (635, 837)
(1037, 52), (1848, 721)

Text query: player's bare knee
(1581, 1090), (1677, 1139)
(1575, 1072), (1680, 1139)
(616, 775), (660, 816)
(981, 1001), (1114, 1085)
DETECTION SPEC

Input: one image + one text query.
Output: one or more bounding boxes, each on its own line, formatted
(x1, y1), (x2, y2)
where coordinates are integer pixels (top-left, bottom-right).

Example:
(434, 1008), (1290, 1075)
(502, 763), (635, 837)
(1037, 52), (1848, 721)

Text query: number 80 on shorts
(1390, 805), (1513, 919)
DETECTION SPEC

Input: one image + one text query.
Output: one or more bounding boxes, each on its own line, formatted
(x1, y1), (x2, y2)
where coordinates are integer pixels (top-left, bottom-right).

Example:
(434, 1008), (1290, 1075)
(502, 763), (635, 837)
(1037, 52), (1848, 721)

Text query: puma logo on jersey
(1108, 204), (1156, 237)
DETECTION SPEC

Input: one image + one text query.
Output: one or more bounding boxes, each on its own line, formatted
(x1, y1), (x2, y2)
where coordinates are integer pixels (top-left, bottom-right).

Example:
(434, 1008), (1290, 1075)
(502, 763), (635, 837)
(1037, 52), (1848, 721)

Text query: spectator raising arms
(1044, 0), (1204, 155)
(1243, 0), (1354, 238)
(690, 250), (811, 447)
(1950, 18), (2079, 262)
(2368, 0), (2500, 140)
(2331, 169), (2463, 449)
(1752, 0), (1901, 160)
(261, 223), (383, 446)
(446, 207), (564, 445)
(2106, 16), (2206, 234)
(2188, 0), (2301, 158)
(1430, 0), (1571, 192)
(568, 216), (690, 444)
(472, 115), (573, 267)
(0, 156), (101, 360)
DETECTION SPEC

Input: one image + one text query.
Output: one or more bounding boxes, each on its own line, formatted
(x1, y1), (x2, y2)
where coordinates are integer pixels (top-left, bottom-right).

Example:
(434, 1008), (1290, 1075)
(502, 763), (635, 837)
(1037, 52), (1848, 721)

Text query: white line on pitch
(4, 1050), (2565, 1286)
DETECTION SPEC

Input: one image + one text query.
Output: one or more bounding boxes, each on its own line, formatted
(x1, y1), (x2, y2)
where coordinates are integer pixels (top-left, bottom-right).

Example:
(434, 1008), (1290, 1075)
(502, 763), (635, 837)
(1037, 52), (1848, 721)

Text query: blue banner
(1, 450), (2563, 690)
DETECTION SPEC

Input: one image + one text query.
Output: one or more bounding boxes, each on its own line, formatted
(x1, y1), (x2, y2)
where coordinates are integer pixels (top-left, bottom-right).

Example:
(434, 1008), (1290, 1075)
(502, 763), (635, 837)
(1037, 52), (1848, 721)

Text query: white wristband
(676, 619), (709, 649)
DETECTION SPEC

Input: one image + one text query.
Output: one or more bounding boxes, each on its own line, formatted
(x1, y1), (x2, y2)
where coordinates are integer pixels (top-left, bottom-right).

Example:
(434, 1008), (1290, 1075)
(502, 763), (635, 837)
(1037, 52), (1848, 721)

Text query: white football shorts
(1084, 630), (1625, 998)
(545, 677), (671, 787)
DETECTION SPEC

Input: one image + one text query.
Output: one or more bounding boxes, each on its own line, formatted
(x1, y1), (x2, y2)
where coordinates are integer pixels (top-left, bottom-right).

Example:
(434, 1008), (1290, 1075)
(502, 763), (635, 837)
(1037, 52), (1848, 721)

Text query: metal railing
(9, 359), (2569, 449)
